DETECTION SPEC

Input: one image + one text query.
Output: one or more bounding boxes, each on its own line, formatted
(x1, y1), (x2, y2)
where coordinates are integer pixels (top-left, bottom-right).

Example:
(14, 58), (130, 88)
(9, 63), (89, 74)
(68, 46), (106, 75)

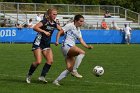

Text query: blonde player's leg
(26, 48), (42, 83)
(38, 48), (53, 83)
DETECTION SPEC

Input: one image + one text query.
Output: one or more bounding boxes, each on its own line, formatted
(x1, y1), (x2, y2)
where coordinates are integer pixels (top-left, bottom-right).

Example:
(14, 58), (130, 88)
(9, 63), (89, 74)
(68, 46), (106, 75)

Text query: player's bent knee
(80, 50), (85, 54)
(79, 52), (85, 56)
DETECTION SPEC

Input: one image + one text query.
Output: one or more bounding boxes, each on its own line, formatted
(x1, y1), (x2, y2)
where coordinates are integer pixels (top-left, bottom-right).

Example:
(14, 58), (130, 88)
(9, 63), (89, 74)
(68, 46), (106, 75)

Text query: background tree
(3, 0), (32, 3)
(0, 0), (140, 13)
(99, 0), (139, 13)
(133, 0), (140, 13)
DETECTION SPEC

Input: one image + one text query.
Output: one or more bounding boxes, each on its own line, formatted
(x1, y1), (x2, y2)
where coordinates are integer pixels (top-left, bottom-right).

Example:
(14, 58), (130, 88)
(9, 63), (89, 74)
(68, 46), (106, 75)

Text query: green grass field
(0, 43), (140, 93)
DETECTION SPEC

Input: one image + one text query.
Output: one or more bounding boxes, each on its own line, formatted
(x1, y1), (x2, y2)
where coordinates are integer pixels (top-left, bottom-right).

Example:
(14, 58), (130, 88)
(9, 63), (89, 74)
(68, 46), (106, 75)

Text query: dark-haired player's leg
(53, 56), (75, 86)
(70, 46), (85, 78)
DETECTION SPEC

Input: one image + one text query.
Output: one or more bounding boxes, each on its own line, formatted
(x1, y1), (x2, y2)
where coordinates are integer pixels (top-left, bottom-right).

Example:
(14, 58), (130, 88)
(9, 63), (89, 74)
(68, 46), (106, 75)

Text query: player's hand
(88, 45), (93, 49)
(55, 41), (59, 46)
(44, 31), (50, 36)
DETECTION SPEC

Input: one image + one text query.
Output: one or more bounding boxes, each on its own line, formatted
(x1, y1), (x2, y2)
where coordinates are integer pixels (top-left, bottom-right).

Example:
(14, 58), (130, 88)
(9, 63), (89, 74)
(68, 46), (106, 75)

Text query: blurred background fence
(0, 2), (140, 29)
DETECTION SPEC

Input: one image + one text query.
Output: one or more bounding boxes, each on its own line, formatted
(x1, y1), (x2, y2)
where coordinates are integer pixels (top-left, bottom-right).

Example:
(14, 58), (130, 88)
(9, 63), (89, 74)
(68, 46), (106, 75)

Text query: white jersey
(123, 26), (131, 35)
(62, 22), (82, 46)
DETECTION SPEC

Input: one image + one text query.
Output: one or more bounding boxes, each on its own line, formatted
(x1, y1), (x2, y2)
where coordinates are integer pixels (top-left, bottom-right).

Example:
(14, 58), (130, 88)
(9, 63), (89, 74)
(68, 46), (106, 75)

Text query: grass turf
(0, 43), (140, 93)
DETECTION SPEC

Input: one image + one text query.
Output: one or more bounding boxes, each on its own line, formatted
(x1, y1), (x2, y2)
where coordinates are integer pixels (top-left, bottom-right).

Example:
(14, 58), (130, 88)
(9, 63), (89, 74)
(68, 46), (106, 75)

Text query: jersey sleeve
(40, 19), (47, 25)
(62, 23), (71, 33)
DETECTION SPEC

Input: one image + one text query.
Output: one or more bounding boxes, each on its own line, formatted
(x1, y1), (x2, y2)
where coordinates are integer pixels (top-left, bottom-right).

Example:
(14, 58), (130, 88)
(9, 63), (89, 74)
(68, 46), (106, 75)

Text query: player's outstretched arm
(79, 38), (93, 49)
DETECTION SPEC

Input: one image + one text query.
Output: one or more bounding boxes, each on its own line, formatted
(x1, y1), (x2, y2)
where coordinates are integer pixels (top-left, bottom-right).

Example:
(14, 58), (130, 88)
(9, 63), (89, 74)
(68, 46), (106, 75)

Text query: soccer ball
(93, 66), (104, 76)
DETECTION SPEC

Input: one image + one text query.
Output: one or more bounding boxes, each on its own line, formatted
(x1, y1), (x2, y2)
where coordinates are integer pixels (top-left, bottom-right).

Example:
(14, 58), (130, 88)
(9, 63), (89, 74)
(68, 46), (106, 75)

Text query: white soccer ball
(93, 66), (104, 76)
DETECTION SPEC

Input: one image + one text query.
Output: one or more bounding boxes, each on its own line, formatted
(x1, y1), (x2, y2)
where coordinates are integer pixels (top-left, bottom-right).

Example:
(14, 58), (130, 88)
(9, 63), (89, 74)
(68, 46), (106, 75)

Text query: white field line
(0, 73), (140, 87)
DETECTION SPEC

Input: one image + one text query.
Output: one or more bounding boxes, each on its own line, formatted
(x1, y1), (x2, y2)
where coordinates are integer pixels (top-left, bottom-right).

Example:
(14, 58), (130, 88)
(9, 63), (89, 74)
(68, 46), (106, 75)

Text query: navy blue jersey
(40, 19), (57, 38)
(32, 19), (57, 50)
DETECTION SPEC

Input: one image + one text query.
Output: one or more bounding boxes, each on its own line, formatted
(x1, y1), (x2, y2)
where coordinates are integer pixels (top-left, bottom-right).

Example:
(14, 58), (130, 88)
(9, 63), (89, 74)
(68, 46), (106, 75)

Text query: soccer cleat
(38, 76), (48, 83)
(26, 75), (31, 84)
(53, 80), (60, 86)
(71, 71), (83, 78)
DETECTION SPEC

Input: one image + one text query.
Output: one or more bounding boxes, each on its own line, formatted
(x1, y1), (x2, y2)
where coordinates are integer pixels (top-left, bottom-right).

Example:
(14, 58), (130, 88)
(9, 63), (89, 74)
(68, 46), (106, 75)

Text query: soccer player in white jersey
(53, 14), (93, 86)
(122, 24), (132, 45)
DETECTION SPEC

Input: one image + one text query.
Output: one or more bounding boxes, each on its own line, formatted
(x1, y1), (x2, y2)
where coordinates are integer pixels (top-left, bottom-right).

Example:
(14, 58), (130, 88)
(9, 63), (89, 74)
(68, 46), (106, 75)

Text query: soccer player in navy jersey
(26, 8), (62, 84)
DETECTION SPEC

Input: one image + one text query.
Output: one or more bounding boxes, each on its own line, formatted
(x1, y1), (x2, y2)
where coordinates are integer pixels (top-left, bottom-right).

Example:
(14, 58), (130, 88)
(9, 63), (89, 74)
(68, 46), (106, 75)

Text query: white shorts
(61, 43), (73, 57)
(125, 34), (131, 39)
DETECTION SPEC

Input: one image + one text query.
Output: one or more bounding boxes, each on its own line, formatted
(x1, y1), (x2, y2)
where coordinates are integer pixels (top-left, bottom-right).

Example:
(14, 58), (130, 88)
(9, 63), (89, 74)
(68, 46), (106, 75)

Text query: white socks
(54, 54), (85, 82)
(55, 69), (69, 81)
(73, 54), (85, 71)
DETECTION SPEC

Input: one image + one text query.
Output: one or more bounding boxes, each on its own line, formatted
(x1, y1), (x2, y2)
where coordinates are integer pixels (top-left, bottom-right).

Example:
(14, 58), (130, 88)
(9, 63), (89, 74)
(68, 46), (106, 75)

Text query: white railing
(0, 2), (140, 27)
(119, 7), (139, 23)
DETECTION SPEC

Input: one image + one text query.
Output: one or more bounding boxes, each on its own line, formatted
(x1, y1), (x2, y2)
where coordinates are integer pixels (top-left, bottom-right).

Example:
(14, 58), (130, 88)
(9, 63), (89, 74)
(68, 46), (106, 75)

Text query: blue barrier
(0, 28), (36, 43)
(0, 28), (140, 43)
